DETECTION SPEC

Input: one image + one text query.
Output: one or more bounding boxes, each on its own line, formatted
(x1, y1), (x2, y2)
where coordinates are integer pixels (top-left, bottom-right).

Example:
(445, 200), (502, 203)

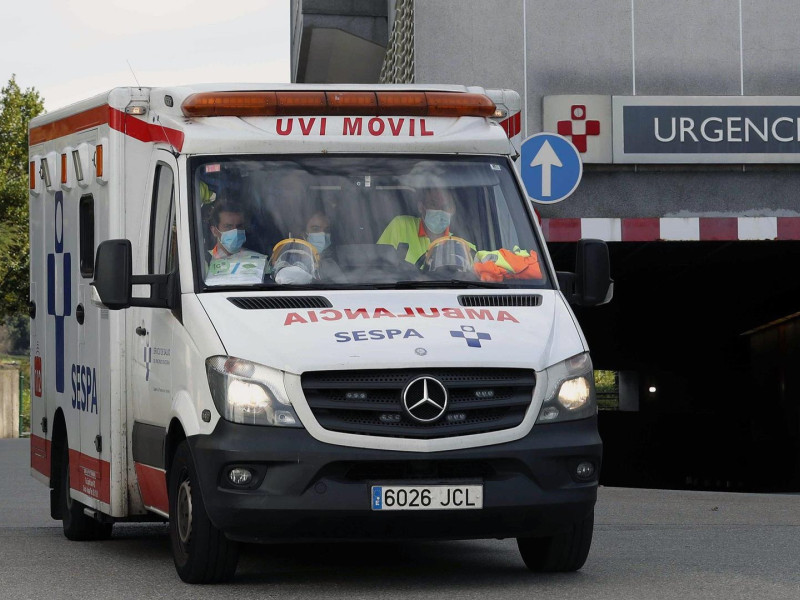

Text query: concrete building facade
(290, 0), (800, 491)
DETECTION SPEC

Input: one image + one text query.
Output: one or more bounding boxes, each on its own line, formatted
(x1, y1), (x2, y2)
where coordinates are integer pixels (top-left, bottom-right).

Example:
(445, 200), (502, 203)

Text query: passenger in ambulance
(205, 198), (267, 285)
(268, 210), (345, 285)
(270, 238), (320, 285)
(377, 186), (474, 266)
(304, 210), (346, 282)
(304, 211), (332, 255)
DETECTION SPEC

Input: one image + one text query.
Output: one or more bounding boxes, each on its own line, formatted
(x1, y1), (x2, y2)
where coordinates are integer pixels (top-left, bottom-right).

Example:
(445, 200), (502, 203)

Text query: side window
(79, 195), (95, 278)
(149, 163), (177, 275)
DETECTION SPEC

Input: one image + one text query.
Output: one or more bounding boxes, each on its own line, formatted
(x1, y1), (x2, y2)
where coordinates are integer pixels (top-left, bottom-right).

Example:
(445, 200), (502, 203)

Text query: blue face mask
(219, 228), (246, 254)
(307, 232), (331, 253)
(423, 209), (451, 235)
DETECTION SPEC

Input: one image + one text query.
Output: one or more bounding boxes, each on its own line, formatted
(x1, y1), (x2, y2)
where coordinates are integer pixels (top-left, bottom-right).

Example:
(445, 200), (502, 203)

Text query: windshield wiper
(388, 279), (509, 289)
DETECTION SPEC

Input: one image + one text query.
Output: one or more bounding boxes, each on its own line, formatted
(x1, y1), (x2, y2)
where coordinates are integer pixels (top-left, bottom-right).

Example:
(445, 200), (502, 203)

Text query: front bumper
(187, 417), (602, 543)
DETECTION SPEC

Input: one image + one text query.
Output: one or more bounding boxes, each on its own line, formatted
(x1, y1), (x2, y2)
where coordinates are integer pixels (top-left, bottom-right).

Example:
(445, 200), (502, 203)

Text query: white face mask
(275, 265), (314, 285)
(307, 232), (331, 253)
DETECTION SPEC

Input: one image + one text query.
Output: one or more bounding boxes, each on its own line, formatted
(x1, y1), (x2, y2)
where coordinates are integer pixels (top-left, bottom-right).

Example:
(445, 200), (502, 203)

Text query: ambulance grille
(227, 296), (332, 310)
(458, 294), (542, 307)
(302, 368), (535, 439)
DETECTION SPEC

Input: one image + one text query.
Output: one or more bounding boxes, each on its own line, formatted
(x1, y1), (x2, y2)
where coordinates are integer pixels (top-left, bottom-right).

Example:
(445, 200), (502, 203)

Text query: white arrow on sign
(530, 140), (562, 197)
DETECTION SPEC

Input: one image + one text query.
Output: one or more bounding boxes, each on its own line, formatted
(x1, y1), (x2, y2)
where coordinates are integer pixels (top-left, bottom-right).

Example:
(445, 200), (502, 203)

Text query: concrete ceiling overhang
(298, 27), (387, 83)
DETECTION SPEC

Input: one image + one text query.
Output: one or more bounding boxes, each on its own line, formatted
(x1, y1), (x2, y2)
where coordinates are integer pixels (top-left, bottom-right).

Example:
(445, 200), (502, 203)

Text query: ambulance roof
(30, 84), (515, 156)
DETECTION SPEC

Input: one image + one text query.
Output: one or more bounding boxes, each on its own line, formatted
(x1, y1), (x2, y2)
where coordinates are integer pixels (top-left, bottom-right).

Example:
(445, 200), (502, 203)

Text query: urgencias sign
(613, 96), (800, 163)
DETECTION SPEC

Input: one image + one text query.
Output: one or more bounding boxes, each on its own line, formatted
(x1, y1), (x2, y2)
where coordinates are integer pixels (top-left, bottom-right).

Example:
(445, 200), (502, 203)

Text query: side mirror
(92, 240), (133, 310)
(558, 238), (614, 307)
(92, 239), (175, 310)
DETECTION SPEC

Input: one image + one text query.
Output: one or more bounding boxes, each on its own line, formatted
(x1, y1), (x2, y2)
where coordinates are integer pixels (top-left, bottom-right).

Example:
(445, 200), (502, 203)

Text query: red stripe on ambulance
(135, 463), (169, 514)
(29, 105), (184, 150)
(31, 436), (110, 503)
(69, 449), (111, 505)
(30, 434), (51, 478)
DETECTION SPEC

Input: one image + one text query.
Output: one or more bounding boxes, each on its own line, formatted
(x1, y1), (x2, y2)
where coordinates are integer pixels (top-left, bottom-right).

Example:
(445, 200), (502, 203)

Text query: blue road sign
(519, 133), (583, 204)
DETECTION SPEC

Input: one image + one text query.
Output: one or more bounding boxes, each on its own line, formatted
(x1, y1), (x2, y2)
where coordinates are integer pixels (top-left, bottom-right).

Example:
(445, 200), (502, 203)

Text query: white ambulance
(29, 84), (612, 583)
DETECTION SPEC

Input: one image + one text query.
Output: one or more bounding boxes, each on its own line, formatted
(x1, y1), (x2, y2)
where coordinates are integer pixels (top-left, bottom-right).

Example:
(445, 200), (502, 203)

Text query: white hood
(197, 290), (585, 374)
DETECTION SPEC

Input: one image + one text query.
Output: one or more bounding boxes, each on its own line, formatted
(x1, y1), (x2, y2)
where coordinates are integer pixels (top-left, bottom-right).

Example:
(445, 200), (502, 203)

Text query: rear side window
(79, 195), (94, 278)
(149, 163), (177, 275)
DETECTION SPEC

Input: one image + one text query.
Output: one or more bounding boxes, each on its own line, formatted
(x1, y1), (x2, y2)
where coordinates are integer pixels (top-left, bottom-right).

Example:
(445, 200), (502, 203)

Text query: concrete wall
(292, 0), (389, 83)
(0, 365), (20, 439)
(414, 0), (800, 219)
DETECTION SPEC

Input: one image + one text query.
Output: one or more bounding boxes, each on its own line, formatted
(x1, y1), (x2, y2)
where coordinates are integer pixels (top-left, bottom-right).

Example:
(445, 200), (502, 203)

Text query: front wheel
(517, 511), (594, 572)
(168, 441), (239, 583)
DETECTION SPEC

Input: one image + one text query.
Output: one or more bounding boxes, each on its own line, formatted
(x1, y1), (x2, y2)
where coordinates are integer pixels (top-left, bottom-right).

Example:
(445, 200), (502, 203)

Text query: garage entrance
(549, 241), (800, 492)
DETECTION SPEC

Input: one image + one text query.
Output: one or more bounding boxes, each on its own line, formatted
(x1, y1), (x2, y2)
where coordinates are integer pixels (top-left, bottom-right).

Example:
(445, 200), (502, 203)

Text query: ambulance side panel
(29, 150), (48, 485)
(29, 115), (130, 518)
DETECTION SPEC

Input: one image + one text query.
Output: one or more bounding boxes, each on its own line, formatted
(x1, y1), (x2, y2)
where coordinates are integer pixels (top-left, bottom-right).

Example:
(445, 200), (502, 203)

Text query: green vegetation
(594, 370), (619, 410)
(0, 75), (42, 435)
(0, 75), (45, 323)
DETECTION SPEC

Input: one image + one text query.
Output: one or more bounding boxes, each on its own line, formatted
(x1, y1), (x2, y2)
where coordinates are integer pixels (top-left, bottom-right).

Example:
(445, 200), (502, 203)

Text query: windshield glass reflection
(192, 155), (551, 289)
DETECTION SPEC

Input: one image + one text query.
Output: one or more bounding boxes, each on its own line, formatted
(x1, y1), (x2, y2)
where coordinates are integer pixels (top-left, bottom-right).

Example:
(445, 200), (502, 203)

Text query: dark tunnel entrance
(548, 240), (800, 492)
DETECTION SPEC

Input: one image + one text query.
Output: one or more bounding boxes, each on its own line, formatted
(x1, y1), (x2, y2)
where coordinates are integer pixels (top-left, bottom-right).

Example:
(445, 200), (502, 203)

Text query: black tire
(168, 441), (240, 584)
(59, 441), (113, 541)
(517, 511), (594, 572)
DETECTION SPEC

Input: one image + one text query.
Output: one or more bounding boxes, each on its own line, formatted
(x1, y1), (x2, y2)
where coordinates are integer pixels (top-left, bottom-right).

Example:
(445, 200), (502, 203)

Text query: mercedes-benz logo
(402, 376), (448, 423)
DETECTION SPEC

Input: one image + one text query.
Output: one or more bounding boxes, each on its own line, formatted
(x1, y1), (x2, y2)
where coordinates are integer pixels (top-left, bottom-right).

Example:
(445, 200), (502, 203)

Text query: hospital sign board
(612, 96), (800, 163)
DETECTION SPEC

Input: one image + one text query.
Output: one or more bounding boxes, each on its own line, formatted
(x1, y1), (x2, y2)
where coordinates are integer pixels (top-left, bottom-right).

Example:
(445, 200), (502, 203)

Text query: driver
(377, 187), (472, 265)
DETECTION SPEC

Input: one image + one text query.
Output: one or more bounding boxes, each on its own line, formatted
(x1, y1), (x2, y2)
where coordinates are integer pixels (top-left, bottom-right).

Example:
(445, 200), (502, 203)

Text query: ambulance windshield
(192, 155), (551, 290)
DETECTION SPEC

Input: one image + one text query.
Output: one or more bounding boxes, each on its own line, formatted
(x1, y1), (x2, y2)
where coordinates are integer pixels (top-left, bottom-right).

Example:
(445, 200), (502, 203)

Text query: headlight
(536, 352), (596, 424)
(206, 356), (302, 427)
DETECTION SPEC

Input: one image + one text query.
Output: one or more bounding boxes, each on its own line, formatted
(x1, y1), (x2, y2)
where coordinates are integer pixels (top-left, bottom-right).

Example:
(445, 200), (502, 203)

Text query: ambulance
(28, 84), (612, 583)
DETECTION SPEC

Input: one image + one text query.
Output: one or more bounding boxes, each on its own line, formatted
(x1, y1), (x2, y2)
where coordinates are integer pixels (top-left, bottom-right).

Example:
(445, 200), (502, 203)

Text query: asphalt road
(2, 438), (799, 599)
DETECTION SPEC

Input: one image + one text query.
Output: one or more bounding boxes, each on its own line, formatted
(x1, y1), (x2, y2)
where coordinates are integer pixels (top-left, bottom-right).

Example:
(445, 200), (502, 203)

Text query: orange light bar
(376, 92), (427, 115)
(181, 91), (495, 118)
(182, 91), (278, 117)
(29, 161), (36, 190)
(276, 91), (327, 115)
(61, 153), (68, 184)
(425, 92), (496, 117)
(326, 91), (377, 115)
(95, 144), (103, 179)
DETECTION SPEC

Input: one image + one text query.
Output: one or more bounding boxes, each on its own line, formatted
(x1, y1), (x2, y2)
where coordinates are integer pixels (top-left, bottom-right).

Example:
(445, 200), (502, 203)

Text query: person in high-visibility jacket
(377, 187), (472, 264)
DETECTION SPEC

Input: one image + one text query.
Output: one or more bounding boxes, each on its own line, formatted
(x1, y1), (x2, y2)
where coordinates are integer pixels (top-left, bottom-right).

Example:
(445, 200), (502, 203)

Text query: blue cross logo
(46, 192), (71, 393)
(450, 325), (491, 348)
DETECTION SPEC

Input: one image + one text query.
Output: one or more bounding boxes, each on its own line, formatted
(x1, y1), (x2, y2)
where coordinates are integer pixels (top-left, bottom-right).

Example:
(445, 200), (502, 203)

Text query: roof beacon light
(181, 91), (496, 119)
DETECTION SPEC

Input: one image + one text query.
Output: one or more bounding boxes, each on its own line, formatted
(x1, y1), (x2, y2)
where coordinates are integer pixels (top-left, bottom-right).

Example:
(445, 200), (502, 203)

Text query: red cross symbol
(556, 105), (600, 153)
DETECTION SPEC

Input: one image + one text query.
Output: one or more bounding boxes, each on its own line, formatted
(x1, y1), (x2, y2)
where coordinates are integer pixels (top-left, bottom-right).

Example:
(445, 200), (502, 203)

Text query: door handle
(135, 326), (147, 336)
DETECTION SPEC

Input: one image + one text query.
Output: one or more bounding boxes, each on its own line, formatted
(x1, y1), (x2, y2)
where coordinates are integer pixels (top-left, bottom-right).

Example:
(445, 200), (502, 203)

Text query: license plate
(371, 485), (483, 511)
